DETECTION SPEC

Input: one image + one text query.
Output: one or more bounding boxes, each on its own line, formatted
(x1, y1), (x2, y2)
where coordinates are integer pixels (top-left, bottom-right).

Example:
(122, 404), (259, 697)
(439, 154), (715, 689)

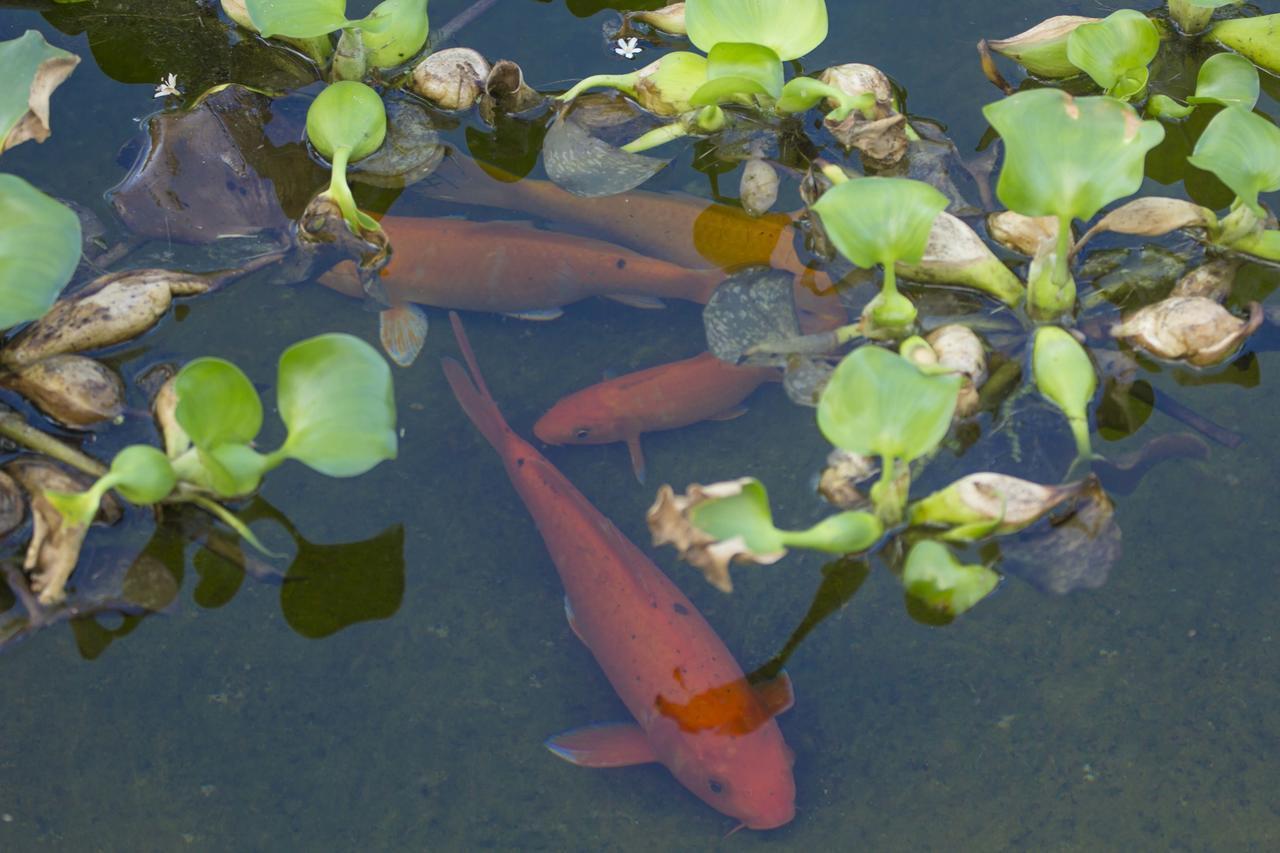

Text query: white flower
(614, 37), (643, 60)
(153, 73), (182, 99)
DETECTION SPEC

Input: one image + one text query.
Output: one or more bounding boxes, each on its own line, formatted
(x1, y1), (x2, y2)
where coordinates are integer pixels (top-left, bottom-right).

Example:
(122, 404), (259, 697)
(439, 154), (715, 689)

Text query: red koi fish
(534, 352), (778, 483)
(442, 314), (796, 830)
(319, 216), (723, 366)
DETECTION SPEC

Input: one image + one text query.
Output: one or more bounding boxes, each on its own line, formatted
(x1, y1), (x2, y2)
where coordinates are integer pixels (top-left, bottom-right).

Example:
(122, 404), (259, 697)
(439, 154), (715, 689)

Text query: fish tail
(441, 311), (512, 451)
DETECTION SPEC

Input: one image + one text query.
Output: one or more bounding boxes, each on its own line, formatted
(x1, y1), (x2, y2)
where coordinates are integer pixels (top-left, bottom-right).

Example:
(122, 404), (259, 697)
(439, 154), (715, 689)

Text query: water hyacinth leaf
(1186, 52), (1259, 110)
(356, 0), (429, 69)
(543, 112), (670, 197)
(559, 52), (708, 116)
(174, 358), (263, 450)
(818, 345), (961, 462)
(984, 16), (1095, 79)
(200, 442), (270, 498)
(1147, 94), (1195, 119)
(685, 0), (828, 61)
(1032, 326), (1096, 460)
(1065, 9), (1159, 99)
(1187, 106), (1280, 218)
(0, 30), (80, 154)
(702, 267), (800, 365)
(306, 81), (387, 163)
(687, 477), (785, 554)
(1207, 14), (1280, 76)
(107, 444), (178, 505)
(901, 540), (998, 616)
(698, 42), (783, 101)
(812, 177), (949, 269)
(1168, 1), (1241, 36)
(778, 510), (882, 554)
(983, 90), (1164, 223)
(0, 174), (81, 328)
(275, 333), (397, 477)
(246, 0), (348, 38)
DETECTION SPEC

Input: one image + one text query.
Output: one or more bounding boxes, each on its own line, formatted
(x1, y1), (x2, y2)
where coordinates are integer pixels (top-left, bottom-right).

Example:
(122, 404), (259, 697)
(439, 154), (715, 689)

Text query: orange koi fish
(442, 314), (796, 831)
(318, 216), (724, 365)
(534, 352), (778, 483)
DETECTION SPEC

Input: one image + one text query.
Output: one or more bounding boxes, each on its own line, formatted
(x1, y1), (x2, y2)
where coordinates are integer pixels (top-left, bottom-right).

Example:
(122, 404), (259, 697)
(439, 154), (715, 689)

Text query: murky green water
(2, 0), (1279, 849)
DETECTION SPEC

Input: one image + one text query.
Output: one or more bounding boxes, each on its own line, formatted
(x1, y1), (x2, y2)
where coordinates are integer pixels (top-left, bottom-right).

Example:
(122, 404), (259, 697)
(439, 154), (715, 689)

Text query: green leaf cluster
(246, 0), (429, 69)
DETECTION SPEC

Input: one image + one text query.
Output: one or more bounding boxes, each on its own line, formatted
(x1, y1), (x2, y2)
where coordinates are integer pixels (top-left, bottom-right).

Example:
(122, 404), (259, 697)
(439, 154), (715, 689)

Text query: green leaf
(200, 443), (270, 498)
(688, 478), (786, 554)
(246, 0), (349, 39)
(1066, 10), (1159, 99)
(355, 0), (429, 69)
(817, 344), (961, 463)
(1146, 94), (1194, 119)
(1186, 52), (1259, 110)
(1208, 14), (1280, 76)
(174, 357), (264, 450)
(0, 30), (79, 154)
(1187, 106), (1280, 218)
(902, 540), (999, 616)
(685, 0), (827, 60)
(983, 89), (1164, 223)
(1032, 326), (1097, 459)
(704, 42), (783, 99)
(0, 174), (81, 329)
(779, 511), (883, 554)
(306, 80), (387, 162)
(275, 333), (397, 477)
(108, 444), (177, 505)
(811, 177), (949, 269)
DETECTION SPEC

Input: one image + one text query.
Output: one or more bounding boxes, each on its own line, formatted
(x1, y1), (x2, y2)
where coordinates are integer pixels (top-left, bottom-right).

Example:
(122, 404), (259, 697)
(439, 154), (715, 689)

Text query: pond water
(2, 0), (1279, 849)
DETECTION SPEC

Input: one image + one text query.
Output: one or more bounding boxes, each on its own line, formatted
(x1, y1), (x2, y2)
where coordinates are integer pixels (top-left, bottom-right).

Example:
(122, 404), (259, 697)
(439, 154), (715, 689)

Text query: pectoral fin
(379, 305), (428, 367)
(503, 307), (564, 321)
(545, 723), (657, 768)
(626, 434), (646, 484)
(752, 670), (795, 718)
(564, 596), (585, 644)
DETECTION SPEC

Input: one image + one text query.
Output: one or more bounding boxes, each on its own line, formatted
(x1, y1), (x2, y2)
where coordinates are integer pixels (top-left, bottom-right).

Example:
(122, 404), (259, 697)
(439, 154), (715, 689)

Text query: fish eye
(708, 779), (727, 795)
(574, 427), (591, 440)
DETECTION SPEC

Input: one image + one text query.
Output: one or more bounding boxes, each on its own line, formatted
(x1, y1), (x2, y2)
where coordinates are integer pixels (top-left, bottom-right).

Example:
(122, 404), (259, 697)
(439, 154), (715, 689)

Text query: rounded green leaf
(685, 0), (828, 61)
(174, 357), (264, 450)
(306, 81), (387, 163)
(246, 0), (348, 38)
(356, 0), (429, 69)
(1033, 326), (1096, 425)
(276, 333), (397, 477)
(0, 174), (81, 329)
(1066, 10), (1159, 97)
(201, 443), (270, 498)
(780, 510), (883, 554)
(983, 89), (1164, 223)
(688, 75), (773, 108)
(1187, 106), (1280, 218)
(688, 478), (785, 554)
(811, 177), (949, 269)
(0, 30), (79, 154)
(902, 540), (999, 616)
(109, 444), (177, 505)
(1186, 52), (1259, 110)
(704, 42), (783, 99)
(817, 344), (961, 463)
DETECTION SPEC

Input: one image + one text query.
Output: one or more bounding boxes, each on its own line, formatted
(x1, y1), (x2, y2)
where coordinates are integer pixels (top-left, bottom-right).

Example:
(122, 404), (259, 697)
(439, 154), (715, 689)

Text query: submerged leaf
(999, 477), (1120, 594)
(703, 267), (800, 365)
(901, 540), (999, 616)
(0, 30), (80, 153)
(543, 110), (671, 197)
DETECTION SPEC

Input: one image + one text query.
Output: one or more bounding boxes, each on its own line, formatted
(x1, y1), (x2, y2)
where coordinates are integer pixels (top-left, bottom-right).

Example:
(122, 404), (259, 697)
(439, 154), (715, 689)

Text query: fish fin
(379, 305), (428, 367)
(708, 405), (749, 422)
(564, 595), (585, 644)
(545, 723), (657, 768)
(752, 670), (795, 718)
(441, 313), (511, 451)
(626, 434), (646, 484)
(606, 293), (667, 310)
(503, 307), (565, 322)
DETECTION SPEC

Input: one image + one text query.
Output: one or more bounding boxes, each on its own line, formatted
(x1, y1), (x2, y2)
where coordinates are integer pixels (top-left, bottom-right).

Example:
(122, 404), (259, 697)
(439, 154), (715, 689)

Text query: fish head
(667, 726), (796, 830)
(533, 395), (626, 446)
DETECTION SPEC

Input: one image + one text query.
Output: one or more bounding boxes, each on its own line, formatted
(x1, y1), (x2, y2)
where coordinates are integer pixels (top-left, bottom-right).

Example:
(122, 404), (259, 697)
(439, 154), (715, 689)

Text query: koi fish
(421, 152), (824, 281)
(534, 352), (778, 483)
(442, 313), (796, 830)
(318, 216), (724, 366)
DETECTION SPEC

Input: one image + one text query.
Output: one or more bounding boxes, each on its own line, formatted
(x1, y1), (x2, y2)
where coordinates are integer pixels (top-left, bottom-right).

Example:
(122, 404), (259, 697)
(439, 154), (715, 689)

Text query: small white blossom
(154, 73), (182, 99)
(614, 37), (643, 60)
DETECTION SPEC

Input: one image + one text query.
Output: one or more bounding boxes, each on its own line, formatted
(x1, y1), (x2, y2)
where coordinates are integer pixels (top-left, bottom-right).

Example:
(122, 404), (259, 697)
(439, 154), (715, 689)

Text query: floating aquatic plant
(305, 80), (387, 236)
(0, 175), (82, 330)
(0, 30), (79, 154)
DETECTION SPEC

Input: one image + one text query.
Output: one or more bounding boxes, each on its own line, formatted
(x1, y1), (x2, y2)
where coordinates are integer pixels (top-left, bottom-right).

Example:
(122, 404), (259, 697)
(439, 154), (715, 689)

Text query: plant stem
(558, 72), (639, 103)
(0, 411), (106, 477)
(621, 122), (691, 153)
